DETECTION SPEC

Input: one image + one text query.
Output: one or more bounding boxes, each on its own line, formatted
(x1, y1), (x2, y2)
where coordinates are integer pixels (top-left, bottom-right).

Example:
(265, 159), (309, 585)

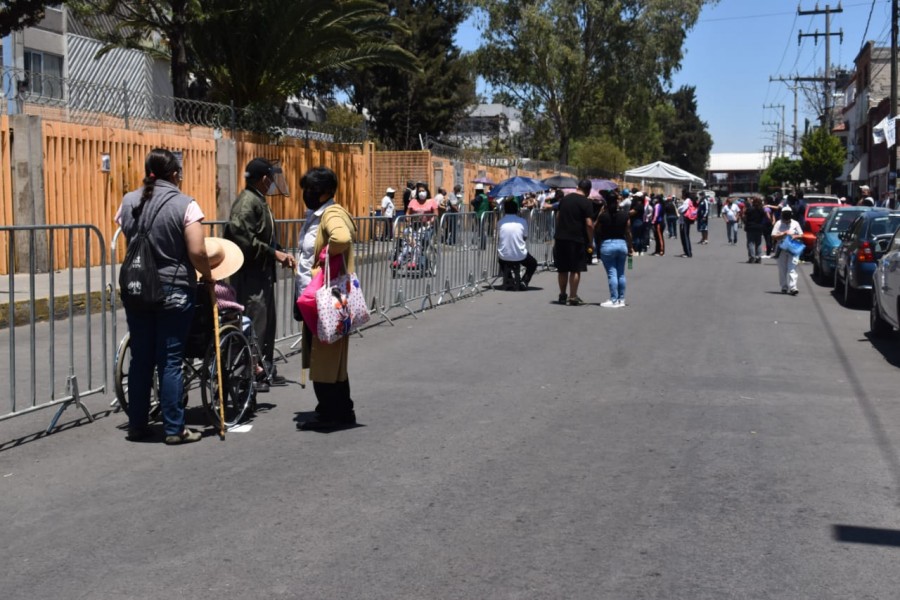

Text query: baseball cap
(781, 206), (793, 214)
(475, 183), (484, 190)
(386, 187), (396, 194)
(244, 157), (274, 180)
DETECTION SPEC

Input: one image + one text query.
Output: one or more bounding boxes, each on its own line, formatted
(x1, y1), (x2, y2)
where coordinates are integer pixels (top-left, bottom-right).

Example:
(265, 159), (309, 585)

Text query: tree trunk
(169, 1), (189, 100)
(558, 135), (570, 166)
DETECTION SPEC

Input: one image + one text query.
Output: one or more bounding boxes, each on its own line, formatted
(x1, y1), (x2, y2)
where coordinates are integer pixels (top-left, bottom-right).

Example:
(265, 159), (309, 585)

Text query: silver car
(870, 228), (900, 336)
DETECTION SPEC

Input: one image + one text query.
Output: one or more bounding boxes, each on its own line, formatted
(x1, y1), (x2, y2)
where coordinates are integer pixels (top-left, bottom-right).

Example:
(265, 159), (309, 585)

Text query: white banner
(888, 116), (897, 148)
(873, 115), (888, 145)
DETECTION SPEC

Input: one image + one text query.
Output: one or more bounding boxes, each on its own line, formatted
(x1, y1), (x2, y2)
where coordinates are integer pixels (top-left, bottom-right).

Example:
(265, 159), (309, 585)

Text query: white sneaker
(600, 300), (617, 308)
(614, 299), (625, 307)
(591, 257), (599, 264)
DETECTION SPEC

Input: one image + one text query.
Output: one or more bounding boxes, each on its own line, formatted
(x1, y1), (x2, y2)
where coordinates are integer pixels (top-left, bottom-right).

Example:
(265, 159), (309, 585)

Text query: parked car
(800, 203), (838, 257)
(813, 206), (872, 284)
(870, 229), (900, 337)
(802, 194), (841, 205)
(834, 210), (900, 306)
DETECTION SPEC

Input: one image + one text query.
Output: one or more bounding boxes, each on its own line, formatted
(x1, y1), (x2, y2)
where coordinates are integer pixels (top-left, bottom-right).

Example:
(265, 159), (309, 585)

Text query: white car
(870, 228), (900, 336)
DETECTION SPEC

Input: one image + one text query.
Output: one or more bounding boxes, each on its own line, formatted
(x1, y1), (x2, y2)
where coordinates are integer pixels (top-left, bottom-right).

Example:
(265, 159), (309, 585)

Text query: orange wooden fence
(234, 133), (374, 221)
(41, 120), (218, 268)
(0, 116), (582, 273)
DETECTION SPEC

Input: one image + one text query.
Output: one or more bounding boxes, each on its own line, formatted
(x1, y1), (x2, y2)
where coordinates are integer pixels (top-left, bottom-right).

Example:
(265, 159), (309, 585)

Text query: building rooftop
(707, 153), (768, 172)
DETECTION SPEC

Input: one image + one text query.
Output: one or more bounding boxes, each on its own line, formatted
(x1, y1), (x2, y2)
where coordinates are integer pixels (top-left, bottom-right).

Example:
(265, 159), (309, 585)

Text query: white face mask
(418, 192), (427, 200)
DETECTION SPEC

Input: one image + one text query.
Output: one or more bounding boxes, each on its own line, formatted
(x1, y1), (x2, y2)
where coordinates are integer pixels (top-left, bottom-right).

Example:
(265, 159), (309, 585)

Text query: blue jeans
(666, 216), (678, 237)
(600, 239), (628, 301)
(725, 221), (738, 243)
(125, 285), (195, 436)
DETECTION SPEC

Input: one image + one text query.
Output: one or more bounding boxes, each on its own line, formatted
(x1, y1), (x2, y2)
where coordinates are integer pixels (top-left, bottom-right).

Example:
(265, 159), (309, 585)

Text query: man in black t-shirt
(553, 179), (594, 305)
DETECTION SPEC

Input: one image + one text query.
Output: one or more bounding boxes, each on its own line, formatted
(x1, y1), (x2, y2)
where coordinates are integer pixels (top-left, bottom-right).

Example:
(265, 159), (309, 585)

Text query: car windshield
(867, 215), (900, 238)
(807, 205), (835, 219)
(828, 211), (863, 232)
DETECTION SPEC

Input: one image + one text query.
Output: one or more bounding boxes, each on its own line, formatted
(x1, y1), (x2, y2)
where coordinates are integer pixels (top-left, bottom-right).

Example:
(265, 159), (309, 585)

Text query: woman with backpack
(678, 192), (697, 258)
(115, 148), (213, 445)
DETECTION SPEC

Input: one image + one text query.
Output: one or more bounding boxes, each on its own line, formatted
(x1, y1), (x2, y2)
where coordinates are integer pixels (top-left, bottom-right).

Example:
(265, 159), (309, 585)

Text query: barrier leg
(46, 375), (93, 434)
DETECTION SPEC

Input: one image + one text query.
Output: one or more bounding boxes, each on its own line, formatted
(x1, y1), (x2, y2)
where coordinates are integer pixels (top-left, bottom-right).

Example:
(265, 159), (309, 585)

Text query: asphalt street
(3, 218), (900, 599)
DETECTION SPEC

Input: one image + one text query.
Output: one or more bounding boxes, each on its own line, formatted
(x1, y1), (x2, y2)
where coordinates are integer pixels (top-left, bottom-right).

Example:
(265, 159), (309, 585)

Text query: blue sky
(455, 0), (894, 154)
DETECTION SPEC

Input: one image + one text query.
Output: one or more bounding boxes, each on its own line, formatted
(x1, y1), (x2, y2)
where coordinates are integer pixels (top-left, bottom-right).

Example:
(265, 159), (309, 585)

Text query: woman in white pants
(770, 206), (803, 295)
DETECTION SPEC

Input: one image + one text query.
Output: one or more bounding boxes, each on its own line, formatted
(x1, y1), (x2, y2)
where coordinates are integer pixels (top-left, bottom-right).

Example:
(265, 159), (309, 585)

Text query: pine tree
(348, 0), (476, 150)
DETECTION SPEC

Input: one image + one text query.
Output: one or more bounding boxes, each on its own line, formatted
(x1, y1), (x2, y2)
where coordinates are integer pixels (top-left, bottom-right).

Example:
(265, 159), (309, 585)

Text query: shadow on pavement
(832, 524), (900, 547)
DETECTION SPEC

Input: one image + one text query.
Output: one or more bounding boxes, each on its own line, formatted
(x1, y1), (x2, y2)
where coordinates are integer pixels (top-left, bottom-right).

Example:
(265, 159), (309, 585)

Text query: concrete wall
(10, 114), (48, 272)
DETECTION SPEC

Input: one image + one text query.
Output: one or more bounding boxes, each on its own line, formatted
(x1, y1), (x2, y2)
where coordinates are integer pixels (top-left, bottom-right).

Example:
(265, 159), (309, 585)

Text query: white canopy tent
(624, 161), (706, 189)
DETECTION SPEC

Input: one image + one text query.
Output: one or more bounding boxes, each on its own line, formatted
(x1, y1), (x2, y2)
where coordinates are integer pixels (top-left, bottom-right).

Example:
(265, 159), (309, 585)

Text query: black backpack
(119, 195), (171, 311)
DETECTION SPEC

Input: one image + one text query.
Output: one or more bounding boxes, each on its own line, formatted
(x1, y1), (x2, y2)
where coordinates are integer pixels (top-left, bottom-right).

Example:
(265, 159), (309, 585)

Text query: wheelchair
(390, 222), (438, 278)
(113, 284), (259, 429)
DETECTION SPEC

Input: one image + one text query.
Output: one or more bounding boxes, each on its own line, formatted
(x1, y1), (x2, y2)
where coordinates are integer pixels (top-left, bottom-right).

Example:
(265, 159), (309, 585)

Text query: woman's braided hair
(133, 148), (180, 219)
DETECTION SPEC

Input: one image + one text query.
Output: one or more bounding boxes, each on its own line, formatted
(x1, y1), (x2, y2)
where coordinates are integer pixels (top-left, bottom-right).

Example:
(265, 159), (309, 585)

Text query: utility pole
(764, 103), (786, 156)
(770, 76), (823, 155)
(891, 0), (898, 206)
(798, 2), (843, 129)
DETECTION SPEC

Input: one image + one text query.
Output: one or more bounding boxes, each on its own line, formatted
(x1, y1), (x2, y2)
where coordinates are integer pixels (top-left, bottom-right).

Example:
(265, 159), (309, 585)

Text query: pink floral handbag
(315, 246), (370, 344)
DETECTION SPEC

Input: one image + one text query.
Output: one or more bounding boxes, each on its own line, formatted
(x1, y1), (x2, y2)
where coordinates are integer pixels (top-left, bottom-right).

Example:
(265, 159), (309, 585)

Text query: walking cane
(208, 284), (226, 440)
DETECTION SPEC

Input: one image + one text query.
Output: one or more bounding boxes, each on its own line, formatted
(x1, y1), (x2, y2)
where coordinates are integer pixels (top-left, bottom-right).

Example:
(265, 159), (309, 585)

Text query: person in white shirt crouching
(497, 198), (538, 290)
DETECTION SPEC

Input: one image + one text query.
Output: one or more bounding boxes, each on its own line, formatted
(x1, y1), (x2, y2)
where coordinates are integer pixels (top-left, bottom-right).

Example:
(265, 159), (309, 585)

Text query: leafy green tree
(475, 0), (716, 164)
(766, 156), (803, 188)
(801, 127), (846, 191)
(659, 86), (712, 176)
(340, 0), (476, 150)
(570, 137), (630, 175)
(0, 0), (56, 36)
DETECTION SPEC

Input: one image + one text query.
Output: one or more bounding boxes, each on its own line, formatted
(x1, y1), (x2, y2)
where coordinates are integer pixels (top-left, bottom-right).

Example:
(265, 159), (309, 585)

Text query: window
(23, 50), (64, 99)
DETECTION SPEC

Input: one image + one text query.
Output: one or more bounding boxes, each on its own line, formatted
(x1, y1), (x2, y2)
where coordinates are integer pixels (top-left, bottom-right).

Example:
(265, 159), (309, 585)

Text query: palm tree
(189, 0), (419, 107)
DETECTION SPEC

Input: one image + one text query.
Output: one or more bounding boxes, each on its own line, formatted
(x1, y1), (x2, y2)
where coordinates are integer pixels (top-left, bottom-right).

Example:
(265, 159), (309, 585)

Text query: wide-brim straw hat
(200, 237), (244, 280)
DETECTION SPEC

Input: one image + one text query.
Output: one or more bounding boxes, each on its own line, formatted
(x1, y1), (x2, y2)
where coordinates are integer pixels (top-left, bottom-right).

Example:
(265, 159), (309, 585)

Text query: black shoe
(269, 374), (288, 386)
(297, 414), (356, 431)
(518, 282), (528, 291)
(558, 293), (567, 304)
(126, 427), (152, 442)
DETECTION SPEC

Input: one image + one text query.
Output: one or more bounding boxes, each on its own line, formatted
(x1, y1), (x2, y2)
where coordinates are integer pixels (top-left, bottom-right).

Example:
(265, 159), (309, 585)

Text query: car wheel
(871, 293), (894, 338)
(834, 267), (844, 297)
(842, 271), (856, 307)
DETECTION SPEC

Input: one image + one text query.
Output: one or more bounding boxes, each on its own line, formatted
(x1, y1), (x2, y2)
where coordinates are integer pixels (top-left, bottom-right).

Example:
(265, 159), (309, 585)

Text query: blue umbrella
(488, 176), (546, 198)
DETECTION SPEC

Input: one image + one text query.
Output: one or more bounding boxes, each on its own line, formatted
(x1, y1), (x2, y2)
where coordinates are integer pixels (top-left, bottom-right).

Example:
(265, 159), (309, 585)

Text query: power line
(860, 0), (878, 48)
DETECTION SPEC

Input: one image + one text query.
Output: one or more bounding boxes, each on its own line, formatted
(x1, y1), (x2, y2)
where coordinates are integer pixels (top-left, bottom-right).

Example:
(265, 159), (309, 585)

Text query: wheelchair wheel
(113, 332), (161, 419)
(425, 242), (438, 277)
(201, 325), (256, 429)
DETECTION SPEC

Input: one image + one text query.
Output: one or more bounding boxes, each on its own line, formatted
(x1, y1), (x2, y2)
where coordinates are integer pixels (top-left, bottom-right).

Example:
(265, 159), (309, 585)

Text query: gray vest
(119, 180), (196, 290)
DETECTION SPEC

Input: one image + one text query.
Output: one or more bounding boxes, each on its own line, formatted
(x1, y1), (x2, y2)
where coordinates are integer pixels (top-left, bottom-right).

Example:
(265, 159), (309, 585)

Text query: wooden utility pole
(764, 103), (786, 156)
(798, 3), (843, 129)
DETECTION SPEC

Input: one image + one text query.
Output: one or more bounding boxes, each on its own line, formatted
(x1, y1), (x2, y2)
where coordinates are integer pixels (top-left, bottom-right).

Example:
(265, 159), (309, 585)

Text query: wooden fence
(0, 116), (580, 273)
(234, 133), (374, 221)
(41, 120), (218, 268)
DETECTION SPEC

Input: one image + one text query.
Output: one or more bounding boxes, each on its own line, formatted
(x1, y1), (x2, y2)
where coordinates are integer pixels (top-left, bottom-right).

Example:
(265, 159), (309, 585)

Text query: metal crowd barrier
(0, 225), (108, 432)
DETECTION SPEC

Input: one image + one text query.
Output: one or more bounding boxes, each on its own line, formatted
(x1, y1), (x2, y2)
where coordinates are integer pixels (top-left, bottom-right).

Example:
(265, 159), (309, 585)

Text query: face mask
(418, 192), (427, 200)
(303, 189), (322, 211)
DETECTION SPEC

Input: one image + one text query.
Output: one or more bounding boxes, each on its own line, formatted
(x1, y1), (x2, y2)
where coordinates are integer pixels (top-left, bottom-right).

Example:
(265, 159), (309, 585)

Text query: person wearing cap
(115, 148), (213, 445)
(771, 205), (803, 295)
(380, 187), (395, 241)
(224, 157), (295, 388)
(294, 167), (359, 431)
(859, 185), (874, 207)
